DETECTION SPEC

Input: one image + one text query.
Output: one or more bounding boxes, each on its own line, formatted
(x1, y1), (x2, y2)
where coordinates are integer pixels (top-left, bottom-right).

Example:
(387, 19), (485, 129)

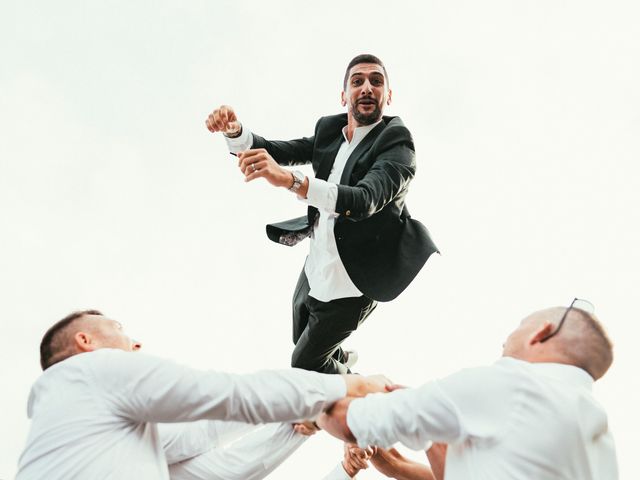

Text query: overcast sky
(1, 1), (639, 478)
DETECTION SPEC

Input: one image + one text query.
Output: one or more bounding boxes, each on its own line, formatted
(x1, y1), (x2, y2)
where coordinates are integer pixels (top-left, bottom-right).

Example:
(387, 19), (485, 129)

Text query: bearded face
(351, 95), (383, 125)
(343, 63), (391, 127)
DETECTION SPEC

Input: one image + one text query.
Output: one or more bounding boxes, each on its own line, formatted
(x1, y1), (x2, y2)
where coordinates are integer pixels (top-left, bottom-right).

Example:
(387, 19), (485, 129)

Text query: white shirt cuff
(224, 125), (253, 154)
(323, 463), (353, 480)
(299, 177), (338, 213)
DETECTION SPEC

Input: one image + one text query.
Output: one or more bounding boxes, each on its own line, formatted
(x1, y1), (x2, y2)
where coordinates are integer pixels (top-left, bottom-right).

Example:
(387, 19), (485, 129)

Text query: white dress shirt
(164, 422), (306, 480)
(162, 419), (353, 480)
(226, 122), (381, 302)
(16, 349), (346, 480)
(347, 357), (618, 480)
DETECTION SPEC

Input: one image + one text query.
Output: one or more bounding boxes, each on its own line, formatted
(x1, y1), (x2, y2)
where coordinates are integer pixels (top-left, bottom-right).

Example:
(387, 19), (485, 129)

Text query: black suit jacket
(254, 113), (438, 302)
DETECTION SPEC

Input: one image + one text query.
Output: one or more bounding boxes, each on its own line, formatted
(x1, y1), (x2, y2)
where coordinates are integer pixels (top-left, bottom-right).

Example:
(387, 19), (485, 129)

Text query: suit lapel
(308, 132), (344, 225)
(339, 120), (386, 185)
(315, 133), (345, 181)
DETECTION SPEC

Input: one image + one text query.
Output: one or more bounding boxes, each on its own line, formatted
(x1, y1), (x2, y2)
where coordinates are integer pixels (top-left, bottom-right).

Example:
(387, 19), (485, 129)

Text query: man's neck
(345, 117), (380, 142)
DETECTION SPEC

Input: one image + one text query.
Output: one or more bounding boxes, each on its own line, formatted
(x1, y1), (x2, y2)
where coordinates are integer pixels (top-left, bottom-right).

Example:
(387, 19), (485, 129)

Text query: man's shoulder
(315, 113), (348, 131)
(315, 114), (407, 129)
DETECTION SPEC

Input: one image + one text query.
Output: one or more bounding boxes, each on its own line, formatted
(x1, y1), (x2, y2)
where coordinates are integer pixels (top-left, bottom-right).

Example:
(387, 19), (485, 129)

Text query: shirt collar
(341, 119), (383, 145)
(498, 356), (594, 390)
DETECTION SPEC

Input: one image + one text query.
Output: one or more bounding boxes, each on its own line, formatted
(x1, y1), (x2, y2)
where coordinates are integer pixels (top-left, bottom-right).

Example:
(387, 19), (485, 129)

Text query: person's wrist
(223, 124), (242, 138)
(341, 460), (359, 478)
(288, 170), (305, 192)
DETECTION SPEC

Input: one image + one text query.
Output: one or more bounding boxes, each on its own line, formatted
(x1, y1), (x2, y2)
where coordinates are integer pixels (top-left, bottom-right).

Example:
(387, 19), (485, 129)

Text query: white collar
(341, 119), (383, 145)
(498, 356), (594, 389)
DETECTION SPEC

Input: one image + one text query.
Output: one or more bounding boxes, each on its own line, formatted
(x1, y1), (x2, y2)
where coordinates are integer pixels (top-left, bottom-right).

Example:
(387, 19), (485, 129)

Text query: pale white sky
(1, 1), (638, 478)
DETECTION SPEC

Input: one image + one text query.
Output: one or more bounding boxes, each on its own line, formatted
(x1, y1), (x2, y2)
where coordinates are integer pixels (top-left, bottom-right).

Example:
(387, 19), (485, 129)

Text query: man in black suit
(206, 54), (438, 374)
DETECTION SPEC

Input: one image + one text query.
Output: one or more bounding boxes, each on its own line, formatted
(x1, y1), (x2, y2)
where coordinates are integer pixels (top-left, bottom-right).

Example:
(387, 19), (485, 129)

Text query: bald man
(318, 300), (619, 480)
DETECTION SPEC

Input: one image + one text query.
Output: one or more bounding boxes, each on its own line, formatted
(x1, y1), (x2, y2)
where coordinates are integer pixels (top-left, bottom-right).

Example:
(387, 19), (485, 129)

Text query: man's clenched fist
(205, 105), (241, 137)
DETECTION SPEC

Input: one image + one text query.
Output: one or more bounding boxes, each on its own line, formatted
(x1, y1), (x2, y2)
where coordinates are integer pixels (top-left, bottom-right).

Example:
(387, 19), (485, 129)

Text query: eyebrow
(350, 71), (385, 79)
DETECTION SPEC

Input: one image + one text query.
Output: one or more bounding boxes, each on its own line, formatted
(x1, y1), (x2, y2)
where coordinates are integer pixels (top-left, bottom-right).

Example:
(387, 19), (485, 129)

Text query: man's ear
(529, 322), (555, 345)
(386, 89), (393, 105)
(74, 331), (96, 352)
(340, 91), (347, 107)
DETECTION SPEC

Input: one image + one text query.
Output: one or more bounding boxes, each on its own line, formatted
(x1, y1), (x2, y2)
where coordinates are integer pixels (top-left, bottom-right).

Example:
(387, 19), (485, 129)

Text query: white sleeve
(168, 423), (307, 480)
(299, 177), (339, 213)
(159, 420), (255, 465)
(347, 365), (513, 450)
(347, 382), (463, 451)
(91, 350), (346, 425)
(224, 125), (253, 154)
(322, 463), (353, 480)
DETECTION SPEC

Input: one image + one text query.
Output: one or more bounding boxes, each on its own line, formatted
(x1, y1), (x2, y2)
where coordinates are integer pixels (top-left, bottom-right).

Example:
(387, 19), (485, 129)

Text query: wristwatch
(288, 170), (305, 193)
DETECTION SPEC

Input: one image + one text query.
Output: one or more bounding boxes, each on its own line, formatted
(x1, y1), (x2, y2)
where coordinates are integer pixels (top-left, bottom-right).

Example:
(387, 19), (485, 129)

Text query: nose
(361, 80), (373, 94)
(132, 340), (142, 351)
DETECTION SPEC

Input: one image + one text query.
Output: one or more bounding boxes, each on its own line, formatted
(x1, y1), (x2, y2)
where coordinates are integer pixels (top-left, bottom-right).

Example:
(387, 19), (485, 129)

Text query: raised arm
(93, 350), (389, 425)
(318, 382), (463, 451)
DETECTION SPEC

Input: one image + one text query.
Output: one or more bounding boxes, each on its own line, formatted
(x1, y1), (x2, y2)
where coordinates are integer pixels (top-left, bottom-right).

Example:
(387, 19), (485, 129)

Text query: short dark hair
(343, 54), (389, 90)
(40, 309), (103, 370)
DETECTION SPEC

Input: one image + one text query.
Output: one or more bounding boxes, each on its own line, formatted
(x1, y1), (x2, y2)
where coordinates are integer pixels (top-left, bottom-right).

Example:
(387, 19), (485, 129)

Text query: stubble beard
(351, 99), (383, 126)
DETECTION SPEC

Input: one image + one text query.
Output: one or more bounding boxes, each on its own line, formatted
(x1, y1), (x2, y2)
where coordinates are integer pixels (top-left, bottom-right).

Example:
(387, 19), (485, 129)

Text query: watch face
(290, 171), (304, 191)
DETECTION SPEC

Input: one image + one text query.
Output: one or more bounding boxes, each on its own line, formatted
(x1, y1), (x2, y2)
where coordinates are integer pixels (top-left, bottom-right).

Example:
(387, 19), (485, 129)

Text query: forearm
(317, 397), (357, 444)
(346, 384), (462, 450)
(371, 448), (435, 480)
(101, 353), (346, 425)
(251, 132), (314, 166)
(160, 421), (255, 465)
(168, 423), (306, 480)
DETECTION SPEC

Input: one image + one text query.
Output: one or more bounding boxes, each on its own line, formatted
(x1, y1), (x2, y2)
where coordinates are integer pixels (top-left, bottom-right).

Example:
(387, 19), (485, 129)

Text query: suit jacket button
(345, 210), (351, 216)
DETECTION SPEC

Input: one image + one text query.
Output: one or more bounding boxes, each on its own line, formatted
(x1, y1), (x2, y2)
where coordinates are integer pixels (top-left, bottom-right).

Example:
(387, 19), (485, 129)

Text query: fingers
(344, 443), (370, 471)
(385, 383), (408, 392)
(293, 420), (320, 436)
(204, 105), (240, 134)
(237, 149), (267, 174)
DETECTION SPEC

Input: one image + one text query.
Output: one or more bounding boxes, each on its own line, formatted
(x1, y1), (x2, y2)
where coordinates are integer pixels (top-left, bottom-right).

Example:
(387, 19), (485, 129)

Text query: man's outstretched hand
(205, 105), (241, 136)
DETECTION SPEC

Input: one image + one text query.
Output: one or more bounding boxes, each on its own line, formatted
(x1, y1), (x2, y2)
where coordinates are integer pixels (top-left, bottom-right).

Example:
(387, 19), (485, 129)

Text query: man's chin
(352, 111), (382, 126)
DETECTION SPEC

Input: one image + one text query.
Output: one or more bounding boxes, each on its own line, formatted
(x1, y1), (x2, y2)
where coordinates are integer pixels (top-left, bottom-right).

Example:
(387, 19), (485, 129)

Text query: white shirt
(226, 122), (381, 302)
(161, 418), (352, 480)
(163, 421), (353, 480)
(347, 357), (618, 480)
(164, 422), (304, 480)
(16, 349), (346, 480)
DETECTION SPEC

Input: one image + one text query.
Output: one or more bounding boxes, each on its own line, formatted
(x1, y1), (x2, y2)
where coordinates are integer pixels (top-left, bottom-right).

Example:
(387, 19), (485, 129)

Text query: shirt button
(345, 210), (351, 216)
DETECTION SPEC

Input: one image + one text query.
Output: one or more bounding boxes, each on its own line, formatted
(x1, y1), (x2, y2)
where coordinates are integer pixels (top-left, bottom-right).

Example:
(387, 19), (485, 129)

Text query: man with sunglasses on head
(205, 54), (438, 375)
(318, 300), (619, 480)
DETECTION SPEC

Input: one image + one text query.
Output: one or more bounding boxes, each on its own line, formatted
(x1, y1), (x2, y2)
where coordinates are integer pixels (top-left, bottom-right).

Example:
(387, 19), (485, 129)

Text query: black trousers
(291, 269), (377, 374)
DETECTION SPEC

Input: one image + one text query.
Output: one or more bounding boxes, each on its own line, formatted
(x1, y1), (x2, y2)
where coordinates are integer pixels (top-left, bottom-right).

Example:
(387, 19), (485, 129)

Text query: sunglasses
(539, 297), (595, 343)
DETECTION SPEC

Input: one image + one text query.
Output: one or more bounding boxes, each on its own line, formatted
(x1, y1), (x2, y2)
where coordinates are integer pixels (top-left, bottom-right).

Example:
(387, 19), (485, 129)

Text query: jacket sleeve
(334, 125), (416, 221)
(251, 133), (314, 167)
